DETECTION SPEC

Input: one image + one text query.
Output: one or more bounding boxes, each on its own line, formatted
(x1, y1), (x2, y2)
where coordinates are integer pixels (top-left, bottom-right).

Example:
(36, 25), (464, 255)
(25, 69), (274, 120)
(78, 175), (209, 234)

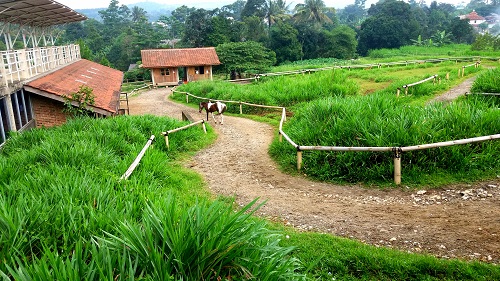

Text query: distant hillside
(77, 2), (175, 22)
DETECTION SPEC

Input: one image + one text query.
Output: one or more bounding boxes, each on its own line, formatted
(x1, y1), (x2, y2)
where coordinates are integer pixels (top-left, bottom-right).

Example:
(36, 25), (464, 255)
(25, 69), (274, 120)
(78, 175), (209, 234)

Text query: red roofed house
(141, 47), (221, 86)
(24, 59), (123, 128)
(459, 10), (486, 27)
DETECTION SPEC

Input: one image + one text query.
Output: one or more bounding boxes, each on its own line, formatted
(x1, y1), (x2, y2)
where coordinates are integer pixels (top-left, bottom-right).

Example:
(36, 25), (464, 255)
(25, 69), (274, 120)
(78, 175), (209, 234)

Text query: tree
(431, 30), (452, 46)
(448, 17), (475, 44)
(326, 25), (357, 59)
(357, 0), (420, 55)
(266, 0), (292, 28)
(293, 0), (334, 26)
(241, 0), (267, 19)
(182, 9), (213, 47)
(131, 6), (148, 23)
(216, 41), (276, 78)
(243, 16), (269, 44)
(270, 22), (302, 63)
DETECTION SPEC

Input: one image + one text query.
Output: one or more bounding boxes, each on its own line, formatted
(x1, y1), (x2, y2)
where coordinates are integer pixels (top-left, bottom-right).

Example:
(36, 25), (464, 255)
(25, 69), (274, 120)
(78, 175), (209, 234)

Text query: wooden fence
(162, 120), (207, 150)
(228, 56), (490, 83)
(172, 57), (499, 185)
(397, 75), (438, 96)
(120, 135), (155, 180)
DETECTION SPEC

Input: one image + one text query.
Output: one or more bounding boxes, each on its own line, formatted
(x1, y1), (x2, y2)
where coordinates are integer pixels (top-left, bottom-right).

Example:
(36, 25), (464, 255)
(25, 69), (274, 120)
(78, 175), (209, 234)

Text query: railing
(173, 88), (500, 185)
(0, 44), (81, 88)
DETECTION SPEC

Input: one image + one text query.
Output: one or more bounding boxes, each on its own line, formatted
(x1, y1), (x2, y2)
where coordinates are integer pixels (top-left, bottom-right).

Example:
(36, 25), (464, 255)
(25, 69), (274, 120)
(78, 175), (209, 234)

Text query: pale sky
(56, 0), (463, 11)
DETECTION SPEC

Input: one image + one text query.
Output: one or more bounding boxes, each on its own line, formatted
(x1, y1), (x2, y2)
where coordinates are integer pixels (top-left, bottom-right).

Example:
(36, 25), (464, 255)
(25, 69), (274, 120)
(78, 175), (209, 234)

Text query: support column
(5, 94), (17, 132)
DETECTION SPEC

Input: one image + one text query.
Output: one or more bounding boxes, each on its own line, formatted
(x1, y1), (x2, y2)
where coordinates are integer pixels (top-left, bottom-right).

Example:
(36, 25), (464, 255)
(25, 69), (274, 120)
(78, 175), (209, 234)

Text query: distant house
(24, 59), (123, 128)
(459, 10), (486, 26)
(140, 47), (221, 86)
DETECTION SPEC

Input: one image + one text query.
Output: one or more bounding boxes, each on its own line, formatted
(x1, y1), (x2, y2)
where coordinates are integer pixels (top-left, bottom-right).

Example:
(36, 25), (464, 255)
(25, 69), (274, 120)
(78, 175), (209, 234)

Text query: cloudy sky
(56, 0), (462, 10)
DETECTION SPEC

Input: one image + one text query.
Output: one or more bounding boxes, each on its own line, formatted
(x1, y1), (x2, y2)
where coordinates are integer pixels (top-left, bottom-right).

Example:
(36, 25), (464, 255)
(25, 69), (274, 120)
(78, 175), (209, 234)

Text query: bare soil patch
(128, 88), (500, 263)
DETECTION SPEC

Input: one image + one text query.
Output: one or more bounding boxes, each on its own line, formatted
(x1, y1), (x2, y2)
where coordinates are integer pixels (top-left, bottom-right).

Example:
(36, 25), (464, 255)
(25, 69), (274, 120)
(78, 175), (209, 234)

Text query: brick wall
(31, 95), (69, 128)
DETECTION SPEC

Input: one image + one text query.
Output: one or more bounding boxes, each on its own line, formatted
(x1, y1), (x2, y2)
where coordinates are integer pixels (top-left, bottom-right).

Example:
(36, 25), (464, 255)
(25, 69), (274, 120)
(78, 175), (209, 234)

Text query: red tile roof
(141, 47), (221, 68)
(464, 10), (485, 21)
(26, 59), (123, 114)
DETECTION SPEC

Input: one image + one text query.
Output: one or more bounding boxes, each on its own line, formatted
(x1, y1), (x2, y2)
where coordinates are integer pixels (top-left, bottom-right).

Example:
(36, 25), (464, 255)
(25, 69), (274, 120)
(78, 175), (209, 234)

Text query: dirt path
(128, 88), (500, 263)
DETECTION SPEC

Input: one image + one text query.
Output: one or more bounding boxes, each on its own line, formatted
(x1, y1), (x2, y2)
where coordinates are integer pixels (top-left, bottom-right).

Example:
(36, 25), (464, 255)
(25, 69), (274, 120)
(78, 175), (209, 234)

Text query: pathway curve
(128, 88), (500, 263)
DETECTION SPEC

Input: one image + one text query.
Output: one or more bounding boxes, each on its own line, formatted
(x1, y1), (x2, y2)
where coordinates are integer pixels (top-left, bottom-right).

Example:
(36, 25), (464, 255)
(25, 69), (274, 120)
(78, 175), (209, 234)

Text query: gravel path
(128, 87), (500, 263)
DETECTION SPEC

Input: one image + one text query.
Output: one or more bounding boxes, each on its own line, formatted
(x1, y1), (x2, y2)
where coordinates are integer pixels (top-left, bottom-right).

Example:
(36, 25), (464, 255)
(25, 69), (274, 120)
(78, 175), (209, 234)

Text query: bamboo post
(438, 77), (441, 84)
(393, 147), (402, 185)
(186, 93), (189, 103)
(202, 120), (207, 134)
(458, 68), (460, 77)
(404, 86), (408, 95)
(164, 133), (170, 150)
(462, 66), (465, 77)
(239, 102), (242, 114)
(433, 76), (436, 85)
(297, 149), (303, 171)
(397, 88), (400, 97)
(279, 131), (283, 142)
(446, 72), (449, 80)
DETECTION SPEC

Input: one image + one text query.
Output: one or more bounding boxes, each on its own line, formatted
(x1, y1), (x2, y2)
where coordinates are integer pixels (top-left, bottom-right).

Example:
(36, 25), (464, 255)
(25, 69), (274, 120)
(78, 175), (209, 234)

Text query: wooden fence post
(462, 66), (465, 77)
(186, 93), (189, 103)
(297, 149), (303, 171)
(404, 86), (408, 95)
(393, 147), (402, 185)
(279, 131), (283, 142)
(164, 133), (170, 150)
(202, 120), (207, 134)
(397, 88), (400, 97)
(239, 102), (243, 114)
(446, 72), (449, 80)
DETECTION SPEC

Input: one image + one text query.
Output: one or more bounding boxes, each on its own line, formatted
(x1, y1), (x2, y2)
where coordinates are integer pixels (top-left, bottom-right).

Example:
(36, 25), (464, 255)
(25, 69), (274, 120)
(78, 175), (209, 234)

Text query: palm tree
(293, 0), (333, 25)
(131, 6), (147, 23)
(266, 0), (292, 28)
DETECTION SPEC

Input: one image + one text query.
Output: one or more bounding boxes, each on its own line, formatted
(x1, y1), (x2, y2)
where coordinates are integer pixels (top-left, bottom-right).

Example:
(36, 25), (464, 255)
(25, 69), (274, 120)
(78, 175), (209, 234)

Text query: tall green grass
(471, 67), (500, 93)
(270, 94), (500, 184)
(173, 70), (359, 113)
(0, 116), (303, 280)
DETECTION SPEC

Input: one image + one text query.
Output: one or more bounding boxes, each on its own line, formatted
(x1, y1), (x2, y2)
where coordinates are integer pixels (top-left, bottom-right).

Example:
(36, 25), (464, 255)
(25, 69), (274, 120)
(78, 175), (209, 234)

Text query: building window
(160, 68), (170, 76)
(195, 66), (205, 75)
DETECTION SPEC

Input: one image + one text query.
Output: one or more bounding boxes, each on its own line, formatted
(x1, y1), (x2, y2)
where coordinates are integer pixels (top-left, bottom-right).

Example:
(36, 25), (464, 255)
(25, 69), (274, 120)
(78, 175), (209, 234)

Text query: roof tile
(141, 47), (221, 68)
(26, 59), (123, 114)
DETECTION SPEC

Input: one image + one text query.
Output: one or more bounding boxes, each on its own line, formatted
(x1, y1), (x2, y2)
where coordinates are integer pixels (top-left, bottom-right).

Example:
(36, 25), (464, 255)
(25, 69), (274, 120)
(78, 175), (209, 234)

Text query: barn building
(140, 47), (221, 87)
(0, 0), (124, 147)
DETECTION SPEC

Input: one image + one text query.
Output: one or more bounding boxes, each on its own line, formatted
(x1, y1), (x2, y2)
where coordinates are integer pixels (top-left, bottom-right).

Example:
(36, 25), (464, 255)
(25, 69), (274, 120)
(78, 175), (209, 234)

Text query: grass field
(1, 116), (499, 280)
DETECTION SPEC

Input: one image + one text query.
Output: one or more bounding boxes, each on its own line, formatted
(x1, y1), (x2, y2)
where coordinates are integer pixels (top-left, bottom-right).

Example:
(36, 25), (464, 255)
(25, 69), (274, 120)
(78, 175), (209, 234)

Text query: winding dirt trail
(128, 88), (500, 263)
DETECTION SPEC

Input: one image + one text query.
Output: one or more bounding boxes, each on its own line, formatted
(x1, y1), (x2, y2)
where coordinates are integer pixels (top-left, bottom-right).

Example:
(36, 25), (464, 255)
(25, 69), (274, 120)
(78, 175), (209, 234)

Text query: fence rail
(173, 56), (499, 184)
(121, 135), (155, 180)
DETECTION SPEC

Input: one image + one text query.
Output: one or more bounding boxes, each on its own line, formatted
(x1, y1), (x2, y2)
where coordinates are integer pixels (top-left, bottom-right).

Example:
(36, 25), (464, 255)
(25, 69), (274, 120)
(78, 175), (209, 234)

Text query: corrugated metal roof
(141, 47), (221, 68)
(0, 0), (87, 27)
(26, 59), (123, 114)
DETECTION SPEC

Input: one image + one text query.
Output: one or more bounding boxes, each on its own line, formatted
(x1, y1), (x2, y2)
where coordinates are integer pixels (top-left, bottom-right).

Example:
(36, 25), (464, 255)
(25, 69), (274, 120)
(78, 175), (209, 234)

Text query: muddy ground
(127, 87), (500, 264)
